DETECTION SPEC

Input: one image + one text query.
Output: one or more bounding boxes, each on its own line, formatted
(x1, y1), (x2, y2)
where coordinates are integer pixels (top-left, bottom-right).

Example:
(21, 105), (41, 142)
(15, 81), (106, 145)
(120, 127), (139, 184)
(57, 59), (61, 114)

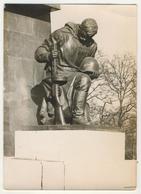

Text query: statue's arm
(34, 30), (64, 63)
(34, 39), (51, 63)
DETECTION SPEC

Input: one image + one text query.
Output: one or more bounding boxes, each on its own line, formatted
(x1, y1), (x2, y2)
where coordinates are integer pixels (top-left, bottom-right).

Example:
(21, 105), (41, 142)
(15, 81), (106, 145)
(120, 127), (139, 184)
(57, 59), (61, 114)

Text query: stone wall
(4, 7), (52, 155)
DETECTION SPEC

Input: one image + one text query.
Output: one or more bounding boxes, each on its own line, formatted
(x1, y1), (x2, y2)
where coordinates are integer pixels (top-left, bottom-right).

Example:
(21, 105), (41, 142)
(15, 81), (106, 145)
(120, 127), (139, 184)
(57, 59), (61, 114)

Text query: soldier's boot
(39, 98), (48, 124)
(72, 74), (91, 125)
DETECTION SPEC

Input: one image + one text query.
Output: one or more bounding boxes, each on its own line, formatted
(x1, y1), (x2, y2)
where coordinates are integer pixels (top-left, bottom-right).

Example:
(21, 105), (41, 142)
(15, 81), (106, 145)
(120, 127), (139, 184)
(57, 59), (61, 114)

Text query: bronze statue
(31, 18), (100, 125)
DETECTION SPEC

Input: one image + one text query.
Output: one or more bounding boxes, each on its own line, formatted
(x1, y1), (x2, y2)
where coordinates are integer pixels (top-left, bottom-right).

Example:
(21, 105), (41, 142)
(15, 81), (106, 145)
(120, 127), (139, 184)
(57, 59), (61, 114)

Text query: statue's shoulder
(51, 22), (79, 42)
(55, 22), (79, 37)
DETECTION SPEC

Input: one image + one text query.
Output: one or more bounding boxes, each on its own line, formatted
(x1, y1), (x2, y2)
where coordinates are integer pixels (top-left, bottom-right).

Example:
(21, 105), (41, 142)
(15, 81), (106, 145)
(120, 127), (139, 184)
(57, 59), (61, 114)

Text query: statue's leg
(85, 102), (91, 122)
(38, 97), (47, 125)
(37, 97), (54, 125)
(38, 79), (54, 125)
(72, 73), (91, 125)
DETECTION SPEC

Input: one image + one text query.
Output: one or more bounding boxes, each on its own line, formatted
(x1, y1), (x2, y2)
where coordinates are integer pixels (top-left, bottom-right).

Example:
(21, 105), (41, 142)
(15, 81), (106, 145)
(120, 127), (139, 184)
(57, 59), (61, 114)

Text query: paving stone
(42, 161), (65, 190)
(65, 160), (136, 189)
(4, 157), (42, 190)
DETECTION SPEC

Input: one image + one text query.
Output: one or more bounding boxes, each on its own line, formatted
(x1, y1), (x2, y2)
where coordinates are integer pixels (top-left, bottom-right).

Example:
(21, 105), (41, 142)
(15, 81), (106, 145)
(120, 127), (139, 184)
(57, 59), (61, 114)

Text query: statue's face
(79, 27), (97, 42)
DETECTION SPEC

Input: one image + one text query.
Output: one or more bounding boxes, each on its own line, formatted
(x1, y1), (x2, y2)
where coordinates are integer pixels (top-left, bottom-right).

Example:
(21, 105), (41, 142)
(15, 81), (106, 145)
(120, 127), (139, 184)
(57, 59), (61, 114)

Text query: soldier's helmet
(80, 57), (100, 79)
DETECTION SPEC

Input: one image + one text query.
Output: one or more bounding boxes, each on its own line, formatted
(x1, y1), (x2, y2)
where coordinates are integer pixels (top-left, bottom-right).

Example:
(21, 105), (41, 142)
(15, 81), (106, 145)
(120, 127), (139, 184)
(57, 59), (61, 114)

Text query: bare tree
(87, 50), (116, 124)
(102, 54), (136, 128)
(87, 53), (136, 159)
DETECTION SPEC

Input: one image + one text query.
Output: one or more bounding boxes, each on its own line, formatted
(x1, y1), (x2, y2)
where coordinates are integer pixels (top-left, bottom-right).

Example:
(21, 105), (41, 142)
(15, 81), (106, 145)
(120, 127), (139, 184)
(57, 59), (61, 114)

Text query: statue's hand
(51, 50), (58, 58)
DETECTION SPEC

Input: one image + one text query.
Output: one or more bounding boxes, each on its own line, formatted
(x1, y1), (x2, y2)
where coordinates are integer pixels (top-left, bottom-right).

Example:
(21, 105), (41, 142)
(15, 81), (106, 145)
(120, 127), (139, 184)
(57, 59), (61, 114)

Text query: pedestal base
(4, 126), (137, 189)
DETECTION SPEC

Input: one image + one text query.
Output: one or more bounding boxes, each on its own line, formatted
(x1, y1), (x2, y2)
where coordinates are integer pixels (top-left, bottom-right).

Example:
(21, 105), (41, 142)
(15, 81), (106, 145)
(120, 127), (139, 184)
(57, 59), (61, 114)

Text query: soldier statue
(31, 18), (100, 125)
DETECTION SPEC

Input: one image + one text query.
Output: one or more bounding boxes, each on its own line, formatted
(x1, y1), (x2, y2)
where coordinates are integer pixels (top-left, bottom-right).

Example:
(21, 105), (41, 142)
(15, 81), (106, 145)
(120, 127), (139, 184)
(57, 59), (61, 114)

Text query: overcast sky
(51, 5), (137, 58)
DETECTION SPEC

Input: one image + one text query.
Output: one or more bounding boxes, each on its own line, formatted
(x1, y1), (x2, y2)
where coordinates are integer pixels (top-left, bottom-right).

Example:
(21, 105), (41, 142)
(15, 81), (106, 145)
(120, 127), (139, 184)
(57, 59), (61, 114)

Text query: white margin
(0, 1), (140, 194)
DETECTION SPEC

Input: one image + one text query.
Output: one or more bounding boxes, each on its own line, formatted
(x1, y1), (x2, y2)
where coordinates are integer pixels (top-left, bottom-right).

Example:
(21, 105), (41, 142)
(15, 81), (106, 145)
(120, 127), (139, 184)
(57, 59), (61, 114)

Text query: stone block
(4, 4), (52, 22)
(4, 145), (14, 156)
(15, 129), (125, 162)
(4, 11), (33, 35)
(4, 30), (9, 51)
(4, 130), (15, 156)
(4, 157), (65, 190)
(42, 161), (65, 190)
(6, 31), (25, 57)
(33, 19), (51, 39)
(21, 37), (40, 60)
(4, 131), (14, 147)
(20, 58), (34, 86)
(65, 160), (136, 189)
(3, 104), (10, 131)
(4, 55), (34, 97)
(6, 31), (37, 59)
(4, 157), (42, 189)
(33, 61), (46, 84)
(4, 56), (22, 92)
(13, 100), (38, 127)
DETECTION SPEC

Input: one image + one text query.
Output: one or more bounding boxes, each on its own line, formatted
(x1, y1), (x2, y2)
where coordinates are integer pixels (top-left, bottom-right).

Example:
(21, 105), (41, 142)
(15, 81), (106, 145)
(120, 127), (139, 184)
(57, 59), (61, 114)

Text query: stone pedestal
(15, 128), (125, 162)
(4, 126), (137, 190)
